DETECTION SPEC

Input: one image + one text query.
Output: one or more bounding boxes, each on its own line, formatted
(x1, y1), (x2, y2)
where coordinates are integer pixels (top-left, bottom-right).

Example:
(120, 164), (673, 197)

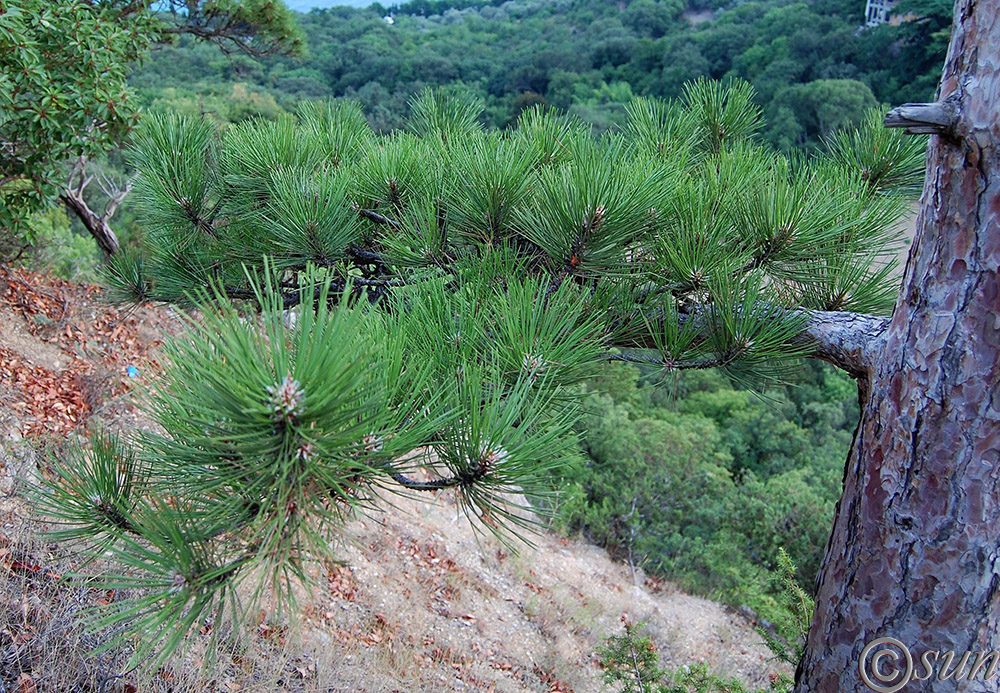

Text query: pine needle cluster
(44, 82), (922, 665)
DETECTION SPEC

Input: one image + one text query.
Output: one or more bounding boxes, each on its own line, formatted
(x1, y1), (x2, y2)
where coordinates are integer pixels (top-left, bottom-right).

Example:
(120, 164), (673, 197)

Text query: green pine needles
(39, 262), (598, 666)
(45, 81), (923, 666)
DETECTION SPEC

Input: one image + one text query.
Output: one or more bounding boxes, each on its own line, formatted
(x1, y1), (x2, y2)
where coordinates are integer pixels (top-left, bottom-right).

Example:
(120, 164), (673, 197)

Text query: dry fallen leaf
(17, 673), (36, 693)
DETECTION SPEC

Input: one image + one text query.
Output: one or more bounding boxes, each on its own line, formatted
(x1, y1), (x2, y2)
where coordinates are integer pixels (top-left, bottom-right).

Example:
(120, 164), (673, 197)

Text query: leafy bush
(555, 360), (856, 630)
(598, 618), (672, 693)
(597, 618), (794, 693)
(15, 209), (101, 283)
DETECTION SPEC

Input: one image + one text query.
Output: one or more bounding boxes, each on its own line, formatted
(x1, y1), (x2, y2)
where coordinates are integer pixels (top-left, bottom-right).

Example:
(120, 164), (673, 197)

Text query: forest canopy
(133, 0), (949, 147)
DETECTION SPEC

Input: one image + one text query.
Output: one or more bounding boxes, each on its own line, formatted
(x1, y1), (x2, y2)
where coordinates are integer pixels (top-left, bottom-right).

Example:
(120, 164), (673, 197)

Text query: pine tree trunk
(796, 1), (1000, 690)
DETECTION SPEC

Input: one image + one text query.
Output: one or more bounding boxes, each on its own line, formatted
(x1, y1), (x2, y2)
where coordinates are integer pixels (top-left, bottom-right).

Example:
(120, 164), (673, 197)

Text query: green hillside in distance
(133, 0), (949, 151)
(285, 0), (372, 10)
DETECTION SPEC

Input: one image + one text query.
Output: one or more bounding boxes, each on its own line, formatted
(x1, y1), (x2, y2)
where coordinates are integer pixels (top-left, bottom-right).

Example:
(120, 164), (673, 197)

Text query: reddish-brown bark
(796, 1), (1000, 690)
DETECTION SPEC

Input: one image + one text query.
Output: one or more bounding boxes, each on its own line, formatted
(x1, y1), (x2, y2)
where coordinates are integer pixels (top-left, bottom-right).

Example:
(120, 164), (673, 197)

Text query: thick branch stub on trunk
(608, 306), (886, 379)
(796, 310), (888, 378)
(884, 96), (960, 136)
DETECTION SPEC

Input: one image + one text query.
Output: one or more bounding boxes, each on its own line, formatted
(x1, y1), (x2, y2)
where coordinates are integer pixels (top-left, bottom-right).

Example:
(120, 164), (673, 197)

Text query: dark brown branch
(157, 24), (278, 60)
(179, 198), (216, 238)
(158, 24), (251, 52)
(349, 245), (391, 265)
(390, 458), (493, 491)
(357, 208), (401, 229)
(884, 94), (961, 136)
(223, 274), (421, 308)
(390, 472), (464, 491)
(602, 351), (729, 371)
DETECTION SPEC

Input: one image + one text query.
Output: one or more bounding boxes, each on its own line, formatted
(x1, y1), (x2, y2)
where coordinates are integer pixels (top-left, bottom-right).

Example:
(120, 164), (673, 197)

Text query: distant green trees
(865, 0), (954, 101)
(130, 0), (949, 149)
(556, 360), (854, 633)
(767, 79), (879, 149)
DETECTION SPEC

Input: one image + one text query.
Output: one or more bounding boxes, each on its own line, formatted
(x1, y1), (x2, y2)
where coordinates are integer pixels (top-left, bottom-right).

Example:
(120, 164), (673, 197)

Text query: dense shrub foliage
(555, 360), (855, 631)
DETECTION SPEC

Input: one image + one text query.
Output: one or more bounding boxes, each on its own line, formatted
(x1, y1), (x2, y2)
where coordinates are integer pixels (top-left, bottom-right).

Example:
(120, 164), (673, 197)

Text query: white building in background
(865, 0), (898, 26)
